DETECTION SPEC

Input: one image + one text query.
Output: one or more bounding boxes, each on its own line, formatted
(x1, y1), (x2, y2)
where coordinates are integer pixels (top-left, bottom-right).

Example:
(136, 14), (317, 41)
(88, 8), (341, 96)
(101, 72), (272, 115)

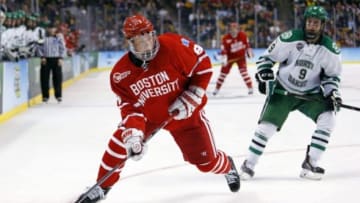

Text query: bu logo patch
(113, 71), (131, 83)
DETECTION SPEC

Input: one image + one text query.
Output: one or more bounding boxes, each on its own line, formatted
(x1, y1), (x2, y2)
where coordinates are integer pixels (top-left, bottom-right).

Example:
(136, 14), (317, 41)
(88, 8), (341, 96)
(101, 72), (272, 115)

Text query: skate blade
(239, 171), (253, 180)
(300, 169), (323, 180)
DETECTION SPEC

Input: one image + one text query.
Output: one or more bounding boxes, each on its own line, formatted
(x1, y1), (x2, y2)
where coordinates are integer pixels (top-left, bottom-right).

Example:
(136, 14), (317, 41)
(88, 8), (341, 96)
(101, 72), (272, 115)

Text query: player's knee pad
(316, 111), (336, 133)
(221, 65), (231, 74)
(256, 122), (277, 139)
(196, 151), (230, 174)
(238, 66), (248, 73)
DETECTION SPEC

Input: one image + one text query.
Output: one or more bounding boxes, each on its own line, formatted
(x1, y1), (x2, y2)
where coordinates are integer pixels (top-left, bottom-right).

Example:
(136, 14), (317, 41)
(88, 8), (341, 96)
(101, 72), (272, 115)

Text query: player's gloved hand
(214, 53), (227, 66)
(220, 54), (227, 66)
(325, 90), (342, 112)
(122, 128), (147, 161)
(168, 86), (205, 120)
(255, 68), (275, 95)
(246, 48), (254, 59)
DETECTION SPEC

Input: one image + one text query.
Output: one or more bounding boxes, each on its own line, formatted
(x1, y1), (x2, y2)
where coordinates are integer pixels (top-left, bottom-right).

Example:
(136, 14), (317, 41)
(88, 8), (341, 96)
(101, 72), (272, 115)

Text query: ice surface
(0, 64), (359, 203)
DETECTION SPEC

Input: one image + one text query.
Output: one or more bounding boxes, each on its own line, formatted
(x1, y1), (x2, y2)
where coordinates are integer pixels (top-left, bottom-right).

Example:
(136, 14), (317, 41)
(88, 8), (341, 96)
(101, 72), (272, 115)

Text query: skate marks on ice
(206, 91), (248, 99)
(207, 79), (255, 100)
(71, 143), (360, 203)
(119, 143), (360, 181)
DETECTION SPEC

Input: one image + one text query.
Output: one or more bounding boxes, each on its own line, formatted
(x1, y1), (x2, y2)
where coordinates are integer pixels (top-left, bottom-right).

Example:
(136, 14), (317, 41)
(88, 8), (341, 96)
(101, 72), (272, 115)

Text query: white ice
(0, 64), (359, 203)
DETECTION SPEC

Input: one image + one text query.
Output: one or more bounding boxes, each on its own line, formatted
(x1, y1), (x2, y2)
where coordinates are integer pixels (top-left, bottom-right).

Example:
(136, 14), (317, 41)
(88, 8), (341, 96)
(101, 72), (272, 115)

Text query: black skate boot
(240, 160), (255, 180)
(224, 156), (240, 192)
(300, 145), (325, 180)
(75, 186), (111, 203)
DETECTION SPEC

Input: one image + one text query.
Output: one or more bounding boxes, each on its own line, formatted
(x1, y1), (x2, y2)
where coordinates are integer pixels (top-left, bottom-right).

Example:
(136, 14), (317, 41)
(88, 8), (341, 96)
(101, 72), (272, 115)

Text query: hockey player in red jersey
(75, 14), (240, 203)
(213, 22), (254, 95)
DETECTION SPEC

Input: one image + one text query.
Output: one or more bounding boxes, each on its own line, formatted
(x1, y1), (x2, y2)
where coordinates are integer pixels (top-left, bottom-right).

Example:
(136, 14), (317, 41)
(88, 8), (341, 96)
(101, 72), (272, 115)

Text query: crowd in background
(1, 0), (360, 61)
(0, 0), (80, 61)
(178, 0), (360, 48)
(294, 0), (360, 47)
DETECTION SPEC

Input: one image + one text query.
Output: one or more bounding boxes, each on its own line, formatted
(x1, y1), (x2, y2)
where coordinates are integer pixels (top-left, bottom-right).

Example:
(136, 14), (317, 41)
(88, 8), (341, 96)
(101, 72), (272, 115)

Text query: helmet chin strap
(141, 60), (149, 69)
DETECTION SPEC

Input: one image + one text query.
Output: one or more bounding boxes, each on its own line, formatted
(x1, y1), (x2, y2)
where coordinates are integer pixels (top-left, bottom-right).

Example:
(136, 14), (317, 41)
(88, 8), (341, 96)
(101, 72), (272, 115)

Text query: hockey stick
(74, 114), (176, 203)
(289, 93), (360, 112)
(213, 54), (245, 66)
(227, 57), (245, 64)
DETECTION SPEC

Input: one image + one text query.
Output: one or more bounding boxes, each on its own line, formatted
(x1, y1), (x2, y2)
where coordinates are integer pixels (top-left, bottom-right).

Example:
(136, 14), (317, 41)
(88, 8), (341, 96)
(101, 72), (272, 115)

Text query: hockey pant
(215, 60), (252, 90)
(97, 110), (231, 188)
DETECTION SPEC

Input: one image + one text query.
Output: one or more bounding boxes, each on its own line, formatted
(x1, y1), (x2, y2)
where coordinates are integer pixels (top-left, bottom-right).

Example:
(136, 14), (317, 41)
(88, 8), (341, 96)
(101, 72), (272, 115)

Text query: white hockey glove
(168, 86), (205, 120)
(122, 128), (147, 161)
(214, 53), (227, 66)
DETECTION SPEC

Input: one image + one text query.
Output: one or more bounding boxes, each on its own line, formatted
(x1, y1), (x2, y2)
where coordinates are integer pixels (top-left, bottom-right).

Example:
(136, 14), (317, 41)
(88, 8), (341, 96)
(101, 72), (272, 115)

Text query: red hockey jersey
(220, 31), (251, 60)
(110, 33), (212, 134)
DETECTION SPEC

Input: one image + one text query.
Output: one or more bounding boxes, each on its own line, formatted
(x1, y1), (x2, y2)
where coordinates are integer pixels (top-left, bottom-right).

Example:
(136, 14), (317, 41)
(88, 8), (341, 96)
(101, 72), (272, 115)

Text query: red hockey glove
(122, 128), (147, 161)
(168, 86), (205, 120)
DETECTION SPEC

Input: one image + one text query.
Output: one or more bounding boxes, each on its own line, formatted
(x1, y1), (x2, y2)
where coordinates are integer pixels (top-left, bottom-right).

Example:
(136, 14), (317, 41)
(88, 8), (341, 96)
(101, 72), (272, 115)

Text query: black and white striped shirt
(40, 34), (66, 58)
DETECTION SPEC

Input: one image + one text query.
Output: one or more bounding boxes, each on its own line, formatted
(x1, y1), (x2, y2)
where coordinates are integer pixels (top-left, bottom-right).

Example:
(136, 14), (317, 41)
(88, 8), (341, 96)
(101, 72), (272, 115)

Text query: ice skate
(248, 88), (254, 95)
(224, 156), (240, 192)
(239, 160), (255, 180)
(212, 89), (219, 96)
(300, 146), (325, 180)
(56, 97), (62, 103)
(75, 186), (110, 203)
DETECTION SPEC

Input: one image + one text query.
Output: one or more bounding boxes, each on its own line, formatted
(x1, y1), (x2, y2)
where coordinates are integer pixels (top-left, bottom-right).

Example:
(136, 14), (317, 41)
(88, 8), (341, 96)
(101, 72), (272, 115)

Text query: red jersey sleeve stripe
(196, 68), (212, 75)
(122, 113), (145, 124)
(118, 102), (130, 109)
(187, 53), (209, 77)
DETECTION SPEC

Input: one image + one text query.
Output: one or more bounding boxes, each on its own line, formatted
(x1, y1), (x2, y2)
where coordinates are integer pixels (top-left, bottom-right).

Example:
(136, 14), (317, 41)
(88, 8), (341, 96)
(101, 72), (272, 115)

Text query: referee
(39, 22), (66, 103)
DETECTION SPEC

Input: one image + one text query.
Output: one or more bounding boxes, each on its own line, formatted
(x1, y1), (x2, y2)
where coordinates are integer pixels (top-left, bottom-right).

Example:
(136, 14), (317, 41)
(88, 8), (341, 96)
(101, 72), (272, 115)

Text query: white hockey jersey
(256, 29), (342, 96)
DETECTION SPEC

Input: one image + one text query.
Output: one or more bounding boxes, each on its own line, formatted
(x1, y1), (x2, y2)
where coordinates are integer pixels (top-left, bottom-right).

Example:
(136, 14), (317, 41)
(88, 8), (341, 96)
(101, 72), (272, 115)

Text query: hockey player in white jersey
(22, 15), (45, 57)
(2, 12), (27, 60)
(239, 5), (342, 180)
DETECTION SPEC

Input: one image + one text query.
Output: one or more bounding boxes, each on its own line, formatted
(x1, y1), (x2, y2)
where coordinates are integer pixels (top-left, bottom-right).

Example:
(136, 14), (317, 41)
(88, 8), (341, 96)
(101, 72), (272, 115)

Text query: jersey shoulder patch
(320, 35), (341, 55)
(279, 29), (304, 43)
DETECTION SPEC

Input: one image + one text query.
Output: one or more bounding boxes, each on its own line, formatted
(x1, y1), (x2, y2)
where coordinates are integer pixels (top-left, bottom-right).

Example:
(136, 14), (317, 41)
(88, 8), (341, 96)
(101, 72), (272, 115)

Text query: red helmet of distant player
(122, 14), (159, 62)
(229, 22), (239, 38)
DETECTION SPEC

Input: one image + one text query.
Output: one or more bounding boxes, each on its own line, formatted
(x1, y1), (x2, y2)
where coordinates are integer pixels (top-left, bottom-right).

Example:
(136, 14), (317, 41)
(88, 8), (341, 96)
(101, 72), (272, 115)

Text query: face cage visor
(128, 31), (159, 62)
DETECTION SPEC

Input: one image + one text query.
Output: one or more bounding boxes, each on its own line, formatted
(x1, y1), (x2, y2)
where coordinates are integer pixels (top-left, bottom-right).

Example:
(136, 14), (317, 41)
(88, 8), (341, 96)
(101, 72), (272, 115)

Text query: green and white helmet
(303, 6), (328, 42)
(304, 6), (328, 21)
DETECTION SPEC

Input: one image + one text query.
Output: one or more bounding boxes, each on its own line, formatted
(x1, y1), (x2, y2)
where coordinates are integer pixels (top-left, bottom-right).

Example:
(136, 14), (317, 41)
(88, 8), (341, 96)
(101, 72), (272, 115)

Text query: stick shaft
(75, 116), (174, 203)
(293, 94), (360, 112)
